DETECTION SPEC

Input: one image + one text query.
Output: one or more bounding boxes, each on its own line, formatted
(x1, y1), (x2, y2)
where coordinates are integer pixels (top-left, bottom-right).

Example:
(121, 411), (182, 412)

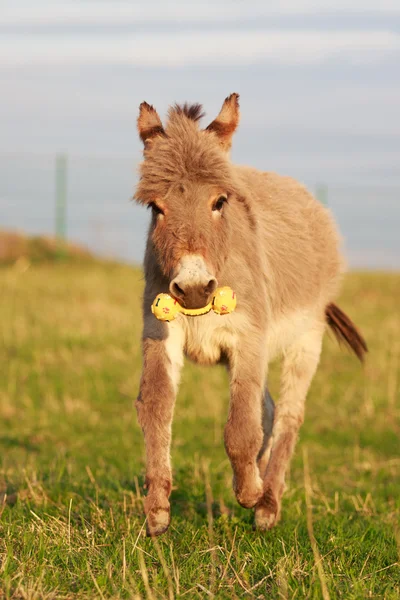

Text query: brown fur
(326, 302), (368, 361)
(136, 338), (175, 536)
(206, 93), (240, 151)
(134, 94), (367, 536)
(173, 102), (205, 122)
(137, 102), (166, 146)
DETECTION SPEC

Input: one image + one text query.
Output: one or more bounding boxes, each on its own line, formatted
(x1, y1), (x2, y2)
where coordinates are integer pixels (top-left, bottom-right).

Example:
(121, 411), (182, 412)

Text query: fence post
(316, 183), (328, 205)
(55, 153), (67, 256)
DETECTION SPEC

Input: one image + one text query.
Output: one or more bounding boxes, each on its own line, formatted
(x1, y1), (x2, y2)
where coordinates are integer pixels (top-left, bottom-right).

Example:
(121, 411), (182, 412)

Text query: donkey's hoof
(254, 487), (280, 530)
(254, 506), (278, 530)
(146, 508), (170, 537)
(235, 476), (264, 509)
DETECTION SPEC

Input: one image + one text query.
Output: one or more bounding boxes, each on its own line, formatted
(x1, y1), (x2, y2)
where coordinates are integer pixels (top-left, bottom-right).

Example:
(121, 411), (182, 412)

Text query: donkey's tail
(325, 303), (368, 363)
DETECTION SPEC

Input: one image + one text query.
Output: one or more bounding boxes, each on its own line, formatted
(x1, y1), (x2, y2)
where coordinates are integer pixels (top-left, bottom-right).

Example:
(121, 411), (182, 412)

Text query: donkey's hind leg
(257, 387), (275, 479)
(255, 324), (324, 530)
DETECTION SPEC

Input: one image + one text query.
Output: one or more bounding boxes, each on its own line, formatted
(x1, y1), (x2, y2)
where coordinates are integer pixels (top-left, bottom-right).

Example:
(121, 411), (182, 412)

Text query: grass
(0, 260), (399, 599)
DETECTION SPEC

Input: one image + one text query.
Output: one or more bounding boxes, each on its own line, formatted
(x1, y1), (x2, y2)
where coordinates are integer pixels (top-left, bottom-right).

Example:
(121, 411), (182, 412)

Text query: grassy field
(0, 260), (399, 599)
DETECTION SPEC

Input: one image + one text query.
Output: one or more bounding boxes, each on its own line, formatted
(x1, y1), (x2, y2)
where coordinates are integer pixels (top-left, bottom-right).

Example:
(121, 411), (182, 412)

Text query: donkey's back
(238, 166), (343, 313)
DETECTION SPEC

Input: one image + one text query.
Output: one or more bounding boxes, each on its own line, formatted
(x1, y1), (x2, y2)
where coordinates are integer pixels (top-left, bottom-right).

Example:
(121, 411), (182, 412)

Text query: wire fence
(1, 152), (399, 269)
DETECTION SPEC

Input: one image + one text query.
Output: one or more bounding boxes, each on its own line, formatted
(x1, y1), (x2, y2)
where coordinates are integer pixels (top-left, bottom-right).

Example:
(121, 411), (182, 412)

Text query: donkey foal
(134, 94), (367, 536)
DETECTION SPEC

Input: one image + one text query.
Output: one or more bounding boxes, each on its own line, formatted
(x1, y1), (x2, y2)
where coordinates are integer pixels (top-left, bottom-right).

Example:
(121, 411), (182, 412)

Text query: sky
(1, 1), (399, 169)
(0, 1), (399, 267)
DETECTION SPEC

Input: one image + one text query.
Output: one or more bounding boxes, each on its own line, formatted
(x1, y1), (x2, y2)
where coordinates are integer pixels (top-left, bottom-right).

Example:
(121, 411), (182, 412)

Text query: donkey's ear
(137, 102), (165, 148)
(205, 93), (240, 151)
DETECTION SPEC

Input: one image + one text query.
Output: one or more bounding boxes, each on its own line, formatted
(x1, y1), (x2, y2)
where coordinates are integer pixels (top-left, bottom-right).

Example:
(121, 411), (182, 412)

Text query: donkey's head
(134, 94), (242, 309)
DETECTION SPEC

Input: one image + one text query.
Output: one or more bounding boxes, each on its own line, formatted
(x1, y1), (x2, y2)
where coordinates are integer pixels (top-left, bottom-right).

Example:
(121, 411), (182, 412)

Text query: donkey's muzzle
(169, 278), (217, 310)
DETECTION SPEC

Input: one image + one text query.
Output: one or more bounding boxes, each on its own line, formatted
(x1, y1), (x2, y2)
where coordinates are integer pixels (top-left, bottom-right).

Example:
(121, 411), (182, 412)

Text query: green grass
(0, 261), (399, 599)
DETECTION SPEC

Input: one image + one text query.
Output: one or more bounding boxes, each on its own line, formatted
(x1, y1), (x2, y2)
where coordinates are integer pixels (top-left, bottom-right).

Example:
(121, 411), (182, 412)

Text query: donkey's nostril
(170, 277), (217, 309)
(204, 278), (217, 297)
(170, 281), (185, 299)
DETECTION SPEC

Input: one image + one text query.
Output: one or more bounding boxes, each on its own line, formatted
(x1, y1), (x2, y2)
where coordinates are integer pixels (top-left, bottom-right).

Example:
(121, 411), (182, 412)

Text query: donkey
(134, 94), (367, 536)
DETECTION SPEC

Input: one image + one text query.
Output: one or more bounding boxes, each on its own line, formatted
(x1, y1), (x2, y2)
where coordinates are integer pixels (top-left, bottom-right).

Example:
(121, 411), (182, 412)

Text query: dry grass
(0, 230), (93, 264)
(0, 261), (399, 598)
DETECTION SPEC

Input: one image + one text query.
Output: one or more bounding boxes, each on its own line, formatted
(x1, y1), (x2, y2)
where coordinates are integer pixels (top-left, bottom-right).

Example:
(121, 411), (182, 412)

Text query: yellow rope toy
(151, 286), (237, 322)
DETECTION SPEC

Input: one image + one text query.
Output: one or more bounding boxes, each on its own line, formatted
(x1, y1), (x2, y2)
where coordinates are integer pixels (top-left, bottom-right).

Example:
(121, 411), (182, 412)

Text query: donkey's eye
(212, 196), (227, 212)
(149, 202), (164, 217)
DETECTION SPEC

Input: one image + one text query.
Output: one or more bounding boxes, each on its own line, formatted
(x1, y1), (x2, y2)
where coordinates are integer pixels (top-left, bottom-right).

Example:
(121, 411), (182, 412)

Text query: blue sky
(1, 1), (399, 267)
(1, 1), (399, 180)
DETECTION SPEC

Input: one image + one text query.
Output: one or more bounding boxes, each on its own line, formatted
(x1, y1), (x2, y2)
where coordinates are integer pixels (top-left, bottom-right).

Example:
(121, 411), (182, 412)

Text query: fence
(0, 152), (399, 269)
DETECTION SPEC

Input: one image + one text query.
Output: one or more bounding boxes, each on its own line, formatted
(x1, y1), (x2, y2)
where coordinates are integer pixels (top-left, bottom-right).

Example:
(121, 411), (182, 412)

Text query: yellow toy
(151, 286), (236, 322)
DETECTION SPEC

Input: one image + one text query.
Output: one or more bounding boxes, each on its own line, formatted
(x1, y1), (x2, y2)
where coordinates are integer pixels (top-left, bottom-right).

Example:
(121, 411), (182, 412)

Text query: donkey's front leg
(136, 323), (184, 536)
(255, 325), (324, 530)
(225, 344), (266, 509)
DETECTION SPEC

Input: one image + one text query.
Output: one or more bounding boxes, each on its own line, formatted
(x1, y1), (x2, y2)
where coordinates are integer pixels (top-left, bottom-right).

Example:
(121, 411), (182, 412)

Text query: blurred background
(1, 1), (399, 269)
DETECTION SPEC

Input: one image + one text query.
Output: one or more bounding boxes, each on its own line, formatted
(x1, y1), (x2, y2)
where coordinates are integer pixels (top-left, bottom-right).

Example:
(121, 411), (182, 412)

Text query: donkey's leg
(225, 344), (266, 509)
(136, 322), (184, 536)
(255, 325), (324, 530)
(257, 388), (275, 479)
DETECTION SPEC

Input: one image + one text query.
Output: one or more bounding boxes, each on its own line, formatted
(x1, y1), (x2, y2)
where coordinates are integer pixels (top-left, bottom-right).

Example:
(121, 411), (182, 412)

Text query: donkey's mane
(171, 103), (205, 122)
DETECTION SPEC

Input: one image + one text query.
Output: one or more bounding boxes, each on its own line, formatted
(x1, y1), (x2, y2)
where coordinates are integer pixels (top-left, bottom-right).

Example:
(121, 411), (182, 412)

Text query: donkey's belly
(183, 313), (238, 366)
